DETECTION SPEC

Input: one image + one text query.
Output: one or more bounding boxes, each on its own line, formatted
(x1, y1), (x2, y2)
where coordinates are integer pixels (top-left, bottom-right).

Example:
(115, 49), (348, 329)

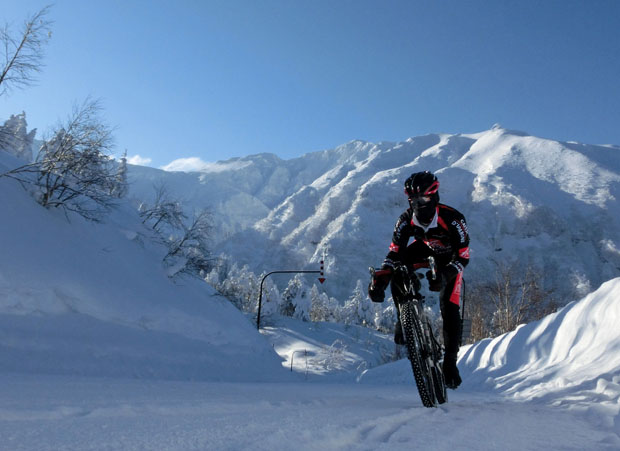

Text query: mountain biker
(368, 171), (470, 389)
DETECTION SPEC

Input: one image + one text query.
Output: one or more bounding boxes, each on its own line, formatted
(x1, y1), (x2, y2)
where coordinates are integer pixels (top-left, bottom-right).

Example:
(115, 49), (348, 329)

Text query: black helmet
(404, 171), (439, 225)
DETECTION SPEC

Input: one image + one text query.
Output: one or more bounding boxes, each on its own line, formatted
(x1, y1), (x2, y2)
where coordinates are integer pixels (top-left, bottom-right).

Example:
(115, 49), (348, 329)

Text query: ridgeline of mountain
(127, 127), (620, 301)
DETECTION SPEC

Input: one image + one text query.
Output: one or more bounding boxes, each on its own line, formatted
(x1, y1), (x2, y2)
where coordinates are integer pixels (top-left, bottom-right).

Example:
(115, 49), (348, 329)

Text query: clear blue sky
(2, 0), (619, 169)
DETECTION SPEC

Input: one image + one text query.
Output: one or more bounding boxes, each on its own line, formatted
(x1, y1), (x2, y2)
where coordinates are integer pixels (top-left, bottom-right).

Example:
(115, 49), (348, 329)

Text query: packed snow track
(0, 374), (617, 451)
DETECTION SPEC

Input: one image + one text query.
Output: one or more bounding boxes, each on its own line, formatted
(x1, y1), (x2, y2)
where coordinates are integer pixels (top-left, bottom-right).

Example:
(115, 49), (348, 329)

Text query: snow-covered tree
(205, 254), (231, 287)
(0, 112), (36, 161)
(310, 284), (339, 322)
(341, 280), (373, 326)
(1, 98), (118, 222)
(257, 273), (282, 319)
(281, 274), (311, 321)
(279, 276), (297, 317)
(310, 284), (328, 321)
(111, 150), (128, 198)
(292, 285), (311, 322)
(213, 264), (260, 312)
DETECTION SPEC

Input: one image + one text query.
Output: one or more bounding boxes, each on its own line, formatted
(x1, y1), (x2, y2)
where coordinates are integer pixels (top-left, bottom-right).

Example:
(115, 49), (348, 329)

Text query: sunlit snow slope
(0, 151), (287, 381)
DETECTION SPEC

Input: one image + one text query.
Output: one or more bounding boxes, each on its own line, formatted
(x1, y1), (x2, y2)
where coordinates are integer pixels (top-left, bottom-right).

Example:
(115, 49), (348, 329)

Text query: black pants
(391, 241), (462, 357)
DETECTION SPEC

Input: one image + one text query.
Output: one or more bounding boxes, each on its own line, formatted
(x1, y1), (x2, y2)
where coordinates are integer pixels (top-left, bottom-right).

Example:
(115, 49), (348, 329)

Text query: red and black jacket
(383, 203), (470, 278)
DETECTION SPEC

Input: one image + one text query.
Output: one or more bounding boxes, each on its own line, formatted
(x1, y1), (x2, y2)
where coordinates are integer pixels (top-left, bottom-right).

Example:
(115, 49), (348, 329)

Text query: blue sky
(2, 0), (619, 169)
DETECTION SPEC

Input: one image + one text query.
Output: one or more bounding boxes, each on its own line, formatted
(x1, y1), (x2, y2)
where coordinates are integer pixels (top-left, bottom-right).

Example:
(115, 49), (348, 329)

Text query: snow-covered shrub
(1, 99), (120, 222)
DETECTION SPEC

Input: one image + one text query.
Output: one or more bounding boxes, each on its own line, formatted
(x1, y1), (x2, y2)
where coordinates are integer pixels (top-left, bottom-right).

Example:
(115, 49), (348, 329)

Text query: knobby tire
(429, 328), (447, 404)
(400, 300), (437, 408)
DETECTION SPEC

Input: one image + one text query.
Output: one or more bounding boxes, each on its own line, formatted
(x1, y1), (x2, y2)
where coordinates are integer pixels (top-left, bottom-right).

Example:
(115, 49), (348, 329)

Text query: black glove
(426, 270), (442, 292)
(427, 263), (460, 292)
(368, 266), (392, 302)
(368, 282), (385, 302)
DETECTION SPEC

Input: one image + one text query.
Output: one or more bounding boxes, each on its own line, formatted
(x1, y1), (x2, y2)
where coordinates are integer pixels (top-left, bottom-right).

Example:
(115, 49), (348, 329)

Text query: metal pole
(256, 270), (321, 329)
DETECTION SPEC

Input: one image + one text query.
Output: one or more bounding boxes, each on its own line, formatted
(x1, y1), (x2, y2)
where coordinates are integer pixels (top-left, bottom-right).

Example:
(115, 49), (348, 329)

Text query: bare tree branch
(0, 5), (53, 96)
(139, 182), (187, 232)
(164, 210), (214, 278)
(462, 260), (558, 343)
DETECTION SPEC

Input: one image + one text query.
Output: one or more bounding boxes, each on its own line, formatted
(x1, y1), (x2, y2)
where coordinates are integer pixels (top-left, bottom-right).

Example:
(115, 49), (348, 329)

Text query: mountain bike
(370, 258), (447, 407)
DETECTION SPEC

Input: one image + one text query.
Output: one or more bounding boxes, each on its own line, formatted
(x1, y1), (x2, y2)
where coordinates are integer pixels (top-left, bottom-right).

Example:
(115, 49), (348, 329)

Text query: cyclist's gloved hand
(368, 264), (392, 302)
(427, 263), (460, 292)
(368, 281), (385, 302)
(426, 270), (442, 292)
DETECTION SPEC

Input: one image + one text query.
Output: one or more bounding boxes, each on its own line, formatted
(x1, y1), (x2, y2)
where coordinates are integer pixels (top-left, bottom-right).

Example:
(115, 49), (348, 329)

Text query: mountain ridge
(125, 126), (620, 301)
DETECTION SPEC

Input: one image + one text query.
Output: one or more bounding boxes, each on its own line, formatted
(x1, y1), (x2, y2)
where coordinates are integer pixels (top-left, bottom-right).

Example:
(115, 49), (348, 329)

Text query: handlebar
(369, 257), (437, 280)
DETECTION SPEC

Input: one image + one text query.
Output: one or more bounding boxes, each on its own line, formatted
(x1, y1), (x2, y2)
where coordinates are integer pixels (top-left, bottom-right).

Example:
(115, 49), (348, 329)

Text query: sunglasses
(410, 195), (433, 205)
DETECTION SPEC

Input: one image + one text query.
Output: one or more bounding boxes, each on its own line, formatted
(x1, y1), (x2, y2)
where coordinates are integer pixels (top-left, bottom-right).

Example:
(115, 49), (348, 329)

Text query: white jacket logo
(452, 220), (467, 243)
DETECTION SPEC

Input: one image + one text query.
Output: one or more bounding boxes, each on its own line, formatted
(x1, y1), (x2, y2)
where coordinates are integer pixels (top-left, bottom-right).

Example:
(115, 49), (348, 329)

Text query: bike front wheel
(400, 300), (437, 408)
(428, 325), (447, 404)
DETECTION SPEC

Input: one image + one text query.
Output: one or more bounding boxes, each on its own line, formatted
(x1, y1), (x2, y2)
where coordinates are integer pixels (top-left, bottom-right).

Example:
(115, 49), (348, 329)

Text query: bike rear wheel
(400, 300), (437, 408)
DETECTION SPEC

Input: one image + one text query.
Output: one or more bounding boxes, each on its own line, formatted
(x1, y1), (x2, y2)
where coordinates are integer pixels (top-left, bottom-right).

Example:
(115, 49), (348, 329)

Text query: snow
(459, 278), (620, 423)
(1, 131), (620, 449)
(0, 151), (286, 382)
(1, 375), (616, 451)
(124, 126), (620, 303)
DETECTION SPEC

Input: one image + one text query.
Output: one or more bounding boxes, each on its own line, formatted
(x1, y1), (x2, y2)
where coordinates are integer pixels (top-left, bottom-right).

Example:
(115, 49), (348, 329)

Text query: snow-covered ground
(1, 373), (616, 451)
(1, 138), (620, 450)
(1, 281), (620, 451)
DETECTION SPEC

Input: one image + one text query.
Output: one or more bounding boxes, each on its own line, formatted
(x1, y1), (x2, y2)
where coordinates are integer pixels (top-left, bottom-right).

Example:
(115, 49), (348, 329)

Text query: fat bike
(370, 258), (447, 407)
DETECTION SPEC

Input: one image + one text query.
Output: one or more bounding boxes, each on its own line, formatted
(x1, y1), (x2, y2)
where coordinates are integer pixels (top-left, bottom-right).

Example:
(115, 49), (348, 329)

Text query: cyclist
(368, 171), (470, 389)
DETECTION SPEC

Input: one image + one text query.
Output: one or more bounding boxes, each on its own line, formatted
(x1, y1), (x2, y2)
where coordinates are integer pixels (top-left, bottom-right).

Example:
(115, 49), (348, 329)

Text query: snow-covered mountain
(128, 126), (620, 301)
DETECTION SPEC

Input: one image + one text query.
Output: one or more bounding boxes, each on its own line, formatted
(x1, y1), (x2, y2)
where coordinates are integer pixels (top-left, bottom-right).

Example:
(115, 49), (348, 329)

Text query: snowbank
(460, 278), (620, 426)
(460, 278), (620, 395)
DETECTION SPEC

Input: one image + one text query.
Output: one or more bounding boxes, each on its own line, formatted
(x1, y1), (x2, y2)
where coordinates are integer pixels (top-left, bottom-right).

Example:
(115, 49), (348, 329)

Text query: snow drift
(460, 277), (620, 408)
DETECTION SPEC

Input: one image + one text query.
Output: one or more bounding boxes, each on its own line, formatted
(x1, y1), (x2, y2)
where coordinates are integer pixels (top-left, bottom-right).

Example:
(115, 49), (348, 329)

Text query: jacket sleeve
(382, 211), (411, 269)
(444, 214), (470, 281)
